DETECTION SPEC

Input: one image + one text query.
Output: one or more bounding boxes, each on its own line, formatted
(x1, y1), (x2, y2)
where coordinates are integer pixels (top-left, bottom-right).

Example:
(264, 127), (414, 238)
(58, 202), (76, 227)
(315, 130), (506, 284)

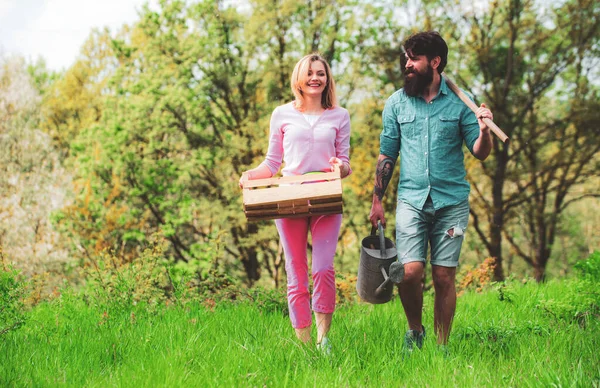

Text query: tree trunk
(242, 247), (261, 286)
(489, 145), (508, 281)
(490, 213), (504, 281)
(533, 263), (546, 282)
(533, 243), (551, 282)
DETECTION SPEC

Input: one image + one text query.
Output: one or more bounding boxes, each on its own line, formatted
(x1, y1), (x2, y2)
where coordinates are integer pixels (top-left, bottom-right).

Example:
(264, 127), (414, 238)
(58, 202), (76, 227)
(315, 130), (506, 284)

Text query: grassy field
(1, 278), (599, 387)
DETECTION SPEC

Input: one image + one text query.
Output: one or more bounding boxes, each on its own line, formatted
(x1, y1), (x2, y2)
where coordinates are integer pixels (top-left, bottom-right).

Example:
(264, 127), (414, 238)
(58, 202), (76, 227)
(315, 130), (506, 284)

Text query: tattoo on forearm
(374, 157), (395, 201)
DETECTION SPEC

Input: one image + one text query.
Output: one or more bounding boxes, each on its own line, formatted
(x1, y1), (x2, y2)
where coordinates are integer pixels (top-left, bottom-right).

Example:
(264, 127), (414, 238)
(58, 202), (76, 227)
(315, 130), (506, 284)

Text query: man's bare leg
(399, 262), (425, 332)
(432, 265), (456, 345)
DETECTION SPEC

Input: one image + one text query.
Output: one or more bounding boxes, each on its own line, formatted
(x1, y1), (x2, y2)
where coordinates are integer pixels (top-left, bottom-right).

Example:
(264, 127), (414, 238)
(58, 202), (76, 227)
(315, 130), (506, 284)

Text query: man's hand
(472, 103), (494, 160)
(475, 103), (493, 132)
(369, 198), (386, 229)
(369, 154), (396, 228)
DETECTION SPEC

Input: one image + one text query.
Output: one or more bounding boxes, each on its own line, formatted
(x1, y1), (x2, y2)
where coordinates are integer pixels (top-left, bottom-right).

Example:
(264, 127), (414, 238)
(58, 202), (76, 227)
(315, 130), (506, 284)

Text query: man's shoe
(437, 344), (450, 358)
(403, 326), (426, 355)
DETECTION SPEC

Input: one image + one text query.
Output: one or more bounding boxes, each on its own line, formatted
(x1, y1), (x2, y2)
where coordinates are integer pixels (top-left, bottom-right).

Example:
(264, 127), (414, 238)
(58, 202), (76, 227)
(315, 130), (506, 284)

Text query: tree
(50, 0), (599, 286)
(40, 28), (119, 156)
(444, 0), (600, 280)
(58, 0), (396, 285)
(0, 55), (70, 274)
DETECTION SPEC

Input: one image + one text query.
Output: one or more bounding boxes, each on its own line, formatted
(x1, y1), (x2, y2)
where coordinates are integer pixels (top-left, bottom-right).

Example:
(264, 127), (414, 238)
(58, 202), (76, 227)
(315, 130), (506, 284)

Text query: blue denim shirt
(380, 77), (480, 210)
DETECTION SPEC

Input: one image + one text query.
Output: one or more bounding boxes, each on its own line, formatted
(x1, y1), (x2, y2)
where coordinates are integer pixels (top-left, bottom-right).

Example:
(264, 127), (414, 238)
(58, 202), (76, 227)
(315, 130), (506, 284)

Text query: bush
(186, 269), (288, 315)
(83, 238), (170, 313)
(537, 251), (600, 327)
(81, 236), (290, 317)
(574, 251), (600, 318)
(336, 273), (358, 305)
(457, 257), (497, 296)
(0, 247), (29, 337)
(575, 250), (600, 283)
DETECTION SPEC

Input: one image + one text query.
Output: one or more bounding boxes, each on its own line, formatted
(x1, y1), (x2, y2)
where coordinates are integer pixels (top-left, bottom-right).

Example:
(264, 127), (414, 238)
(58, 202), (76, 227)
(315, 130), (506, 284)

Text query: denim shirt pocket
(438, 115), (460, 141)
(397, 114), (416, 139)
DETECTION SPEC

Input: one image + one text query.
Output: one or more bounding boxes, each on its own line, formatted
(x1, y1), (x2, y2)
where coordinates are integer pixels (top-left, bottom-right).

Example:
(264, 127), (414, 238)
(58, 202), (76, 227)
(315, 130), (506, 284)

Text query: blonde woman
(240, 54), (351, 352)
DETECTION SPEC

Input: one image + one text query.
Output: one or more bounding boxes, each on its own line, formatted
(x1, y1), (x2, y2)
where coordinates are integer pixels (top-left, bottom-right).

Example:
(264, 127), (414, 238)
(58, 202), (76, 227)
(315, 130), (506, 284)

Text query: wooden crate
(242, 166), (343, 222)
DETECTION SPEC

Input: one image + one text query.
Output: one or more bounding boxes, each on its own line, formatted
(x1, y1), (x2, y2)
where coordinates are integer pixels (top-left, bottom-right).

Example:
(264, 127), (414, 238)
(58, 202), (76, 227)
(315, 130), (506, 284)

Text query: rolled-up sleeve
(380, 97), (401, 158)
(459, 92), (481, 154)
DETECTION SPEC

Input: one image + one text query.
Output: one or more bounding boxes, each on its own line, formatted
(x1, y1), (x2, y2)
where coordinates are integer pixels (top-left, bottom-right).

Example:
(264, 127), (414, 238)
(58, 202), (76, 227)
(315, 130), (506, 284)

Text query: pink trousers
(275, 214), (342, 329)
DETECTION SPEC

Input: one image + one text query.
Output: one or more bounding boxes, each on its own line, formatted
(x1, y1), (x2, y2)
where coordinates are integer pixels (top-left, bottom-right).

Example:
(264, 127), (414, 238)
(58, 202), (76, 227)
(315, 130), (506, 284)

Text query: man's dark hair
(403, 31), (448, 73)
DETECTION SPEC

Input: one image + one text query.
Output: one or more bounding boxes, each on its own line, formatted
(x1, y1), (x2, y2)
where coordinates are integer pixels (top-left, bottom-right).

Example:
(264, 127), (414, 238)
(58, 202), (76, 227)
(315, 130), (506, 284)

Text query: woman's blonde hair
(291, 53), (337, 110)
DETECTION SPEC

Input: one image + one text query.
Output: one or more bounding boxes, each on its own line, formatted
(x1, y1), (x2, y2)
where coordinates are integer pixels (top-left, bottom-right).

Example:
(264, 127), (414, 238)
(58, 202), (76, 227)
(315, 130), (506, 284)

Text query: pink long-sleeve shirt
(259, 102), (352, 177)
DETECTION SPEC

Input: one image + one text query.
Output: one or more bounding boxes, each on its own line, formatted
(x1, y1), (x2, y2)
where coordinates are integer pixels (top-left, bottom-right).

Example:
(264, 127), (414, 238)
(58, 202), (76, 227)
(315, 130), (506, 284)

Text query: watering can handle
(378, 221), (386, 259)
(369, 221), (389, 296)
(369, 221), (387, 258)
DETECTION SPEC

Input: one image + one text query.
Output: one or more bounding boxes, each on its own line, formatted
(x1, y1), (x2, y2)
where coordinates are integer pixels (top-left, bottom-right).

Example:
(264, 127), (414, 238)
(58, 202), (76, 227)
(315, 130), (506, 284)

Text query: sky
(0, 0), (156, 71)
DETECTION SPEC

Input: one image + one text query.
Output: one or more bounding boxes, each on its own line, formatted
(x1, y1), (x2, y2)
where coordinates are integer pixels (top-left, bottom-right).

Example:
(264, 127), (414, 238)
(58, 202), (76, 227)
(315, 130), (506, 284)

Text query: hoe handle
(442, 73), (509, 143)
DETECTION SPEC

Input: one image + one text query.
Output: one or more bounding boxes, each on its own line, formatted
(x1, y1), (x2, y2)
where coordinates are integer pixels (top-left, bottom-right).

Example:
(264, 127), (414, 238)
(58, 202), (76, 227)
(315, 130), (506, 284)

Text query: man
(368, 31), (493, 352)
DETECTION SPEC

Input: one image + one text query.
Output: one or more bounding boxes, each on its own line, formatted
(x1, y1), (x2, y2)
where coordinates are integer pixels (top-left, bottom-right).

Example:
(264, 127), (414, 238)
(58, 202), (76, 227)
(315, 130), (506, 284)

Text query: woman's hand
(239, 172), (250, 189)
(329, 157), (349, 178)
(239, 165), (273, 189)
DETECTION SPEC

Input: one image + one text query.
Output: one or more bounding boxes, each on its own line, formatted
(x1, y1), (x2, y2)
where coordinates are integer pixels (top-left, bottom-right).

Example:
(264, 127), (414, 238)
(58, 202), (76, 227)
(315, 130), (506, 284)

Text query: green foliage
(456, 322), (550, 352)
(1, 279), (599, 386)
(536, 291), (598, 328)
(165, 264), (288, 315)
(55, 0), (274, 283)
(28, 0), (599, 287)
(575, 250), (600, 283)
(80, 233), (288, 316)
(0, 252), (28, 337)
(26, 58), (59, 97)
(50, 0), (406, 287)
(83, 237), (170, 313)
(446, 0), (600, 281)
(537, 252), (600, 326)
(40, 28), (115, 153)
(493, 278), (515, 303)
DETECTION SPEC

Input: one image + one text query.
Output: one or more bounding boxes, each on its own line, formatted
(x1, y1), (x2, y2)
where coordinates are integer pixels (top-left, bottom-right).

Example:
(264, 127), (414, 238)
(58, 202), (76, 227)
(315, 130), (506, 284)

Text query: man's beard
(403, 65), (434, 97)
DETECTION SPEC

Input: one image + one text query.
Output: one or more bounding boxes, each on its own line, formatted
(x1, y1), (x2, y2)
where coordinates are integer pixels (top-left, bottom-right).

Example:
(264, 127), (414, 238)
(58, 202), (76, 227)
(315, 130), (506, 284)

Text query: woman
(239, 53), (351, 352)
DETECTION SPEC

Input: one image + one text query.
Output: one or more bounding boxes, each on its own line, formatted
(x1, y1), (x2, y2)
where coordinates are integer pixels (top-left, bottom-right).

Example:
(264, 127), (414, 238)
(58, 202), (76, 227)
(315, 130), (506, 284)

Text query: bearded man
(368, 31), (494, 353)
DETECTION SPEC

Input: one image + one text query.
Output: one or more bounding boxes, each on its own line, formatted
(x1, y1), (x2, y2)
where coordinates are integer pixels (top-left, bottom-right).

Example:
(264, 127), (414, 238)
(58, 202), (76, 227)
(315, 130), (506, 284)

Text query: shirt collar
(439, 76), (449, 97)
(426, 76), (449, 103)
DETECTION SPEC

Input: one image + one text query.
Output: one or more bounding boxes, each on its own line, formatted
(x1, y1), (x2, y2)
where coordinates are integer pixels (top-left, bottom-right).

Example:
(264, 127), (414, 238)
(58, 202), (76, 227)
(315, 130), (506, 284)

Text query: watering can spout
(374, 261), (405, 296)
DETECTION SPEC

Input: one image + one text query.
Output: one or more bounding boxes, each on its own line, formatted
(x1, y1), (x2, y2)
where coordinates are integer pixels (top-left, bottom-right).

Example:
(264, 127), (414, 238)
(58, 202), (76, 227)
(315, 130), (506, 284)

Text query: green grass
(1, 280), (599, 387)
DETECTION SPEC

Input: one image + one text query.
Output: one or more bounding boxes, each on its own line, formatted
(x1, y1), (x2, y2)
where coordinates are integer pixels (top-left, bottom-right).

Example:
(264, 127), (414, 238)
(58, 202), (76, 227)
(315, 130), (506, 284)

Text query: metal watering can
(356, 221), (405, 304)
